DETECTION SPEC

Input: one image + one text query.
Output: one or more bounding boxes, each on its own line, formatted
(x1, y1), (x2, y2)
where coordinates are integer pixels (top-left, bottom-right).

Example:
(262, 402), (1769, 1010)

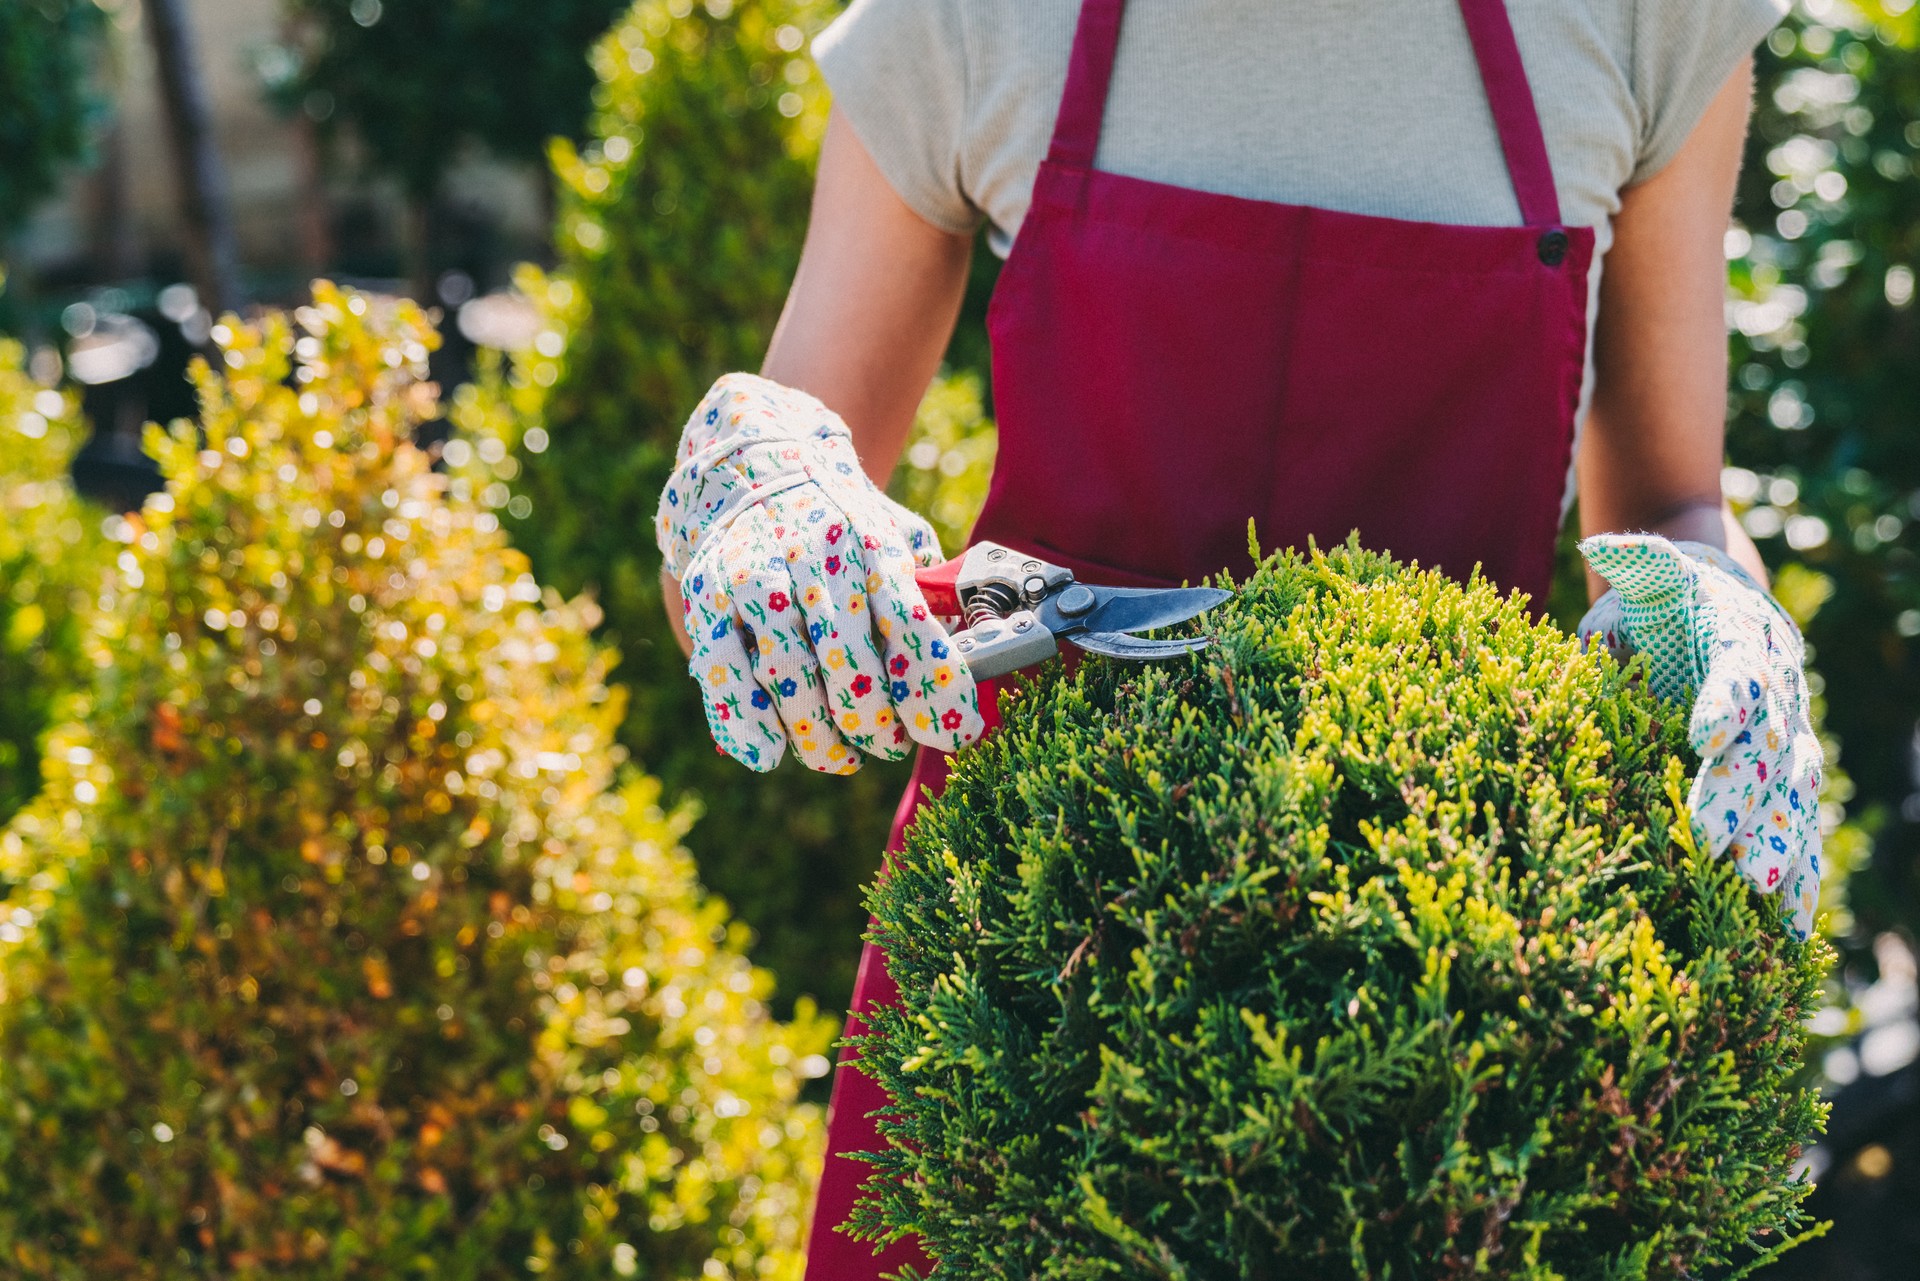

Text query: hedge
(856, 542), (1832, 1279)
(0, 284), (831, 1280)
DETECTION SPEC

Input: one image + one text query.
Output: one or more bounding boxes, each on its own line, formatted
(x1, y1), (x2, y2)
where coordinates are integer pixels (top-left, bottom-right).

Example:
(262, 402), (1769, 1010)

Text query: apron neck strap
(1044, 0), (1564, 228)
(1457, 0), (1563, 226)
(1043, 0), (1127, 171)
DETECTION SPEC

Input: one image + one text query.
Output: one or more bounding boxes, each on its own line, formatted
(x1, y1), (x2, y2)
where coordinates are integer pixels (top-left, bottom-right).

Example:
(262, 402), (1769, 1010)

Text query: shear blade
(1067, 585), (1233, 637)
(1070, 631), (1214, 662)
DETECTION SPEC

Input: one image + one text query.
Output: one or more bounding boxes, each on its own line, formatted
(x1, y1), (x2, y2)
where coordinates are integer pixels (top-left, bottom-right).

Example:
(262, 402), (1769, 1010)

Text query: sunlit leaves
(0, 284), (829, 1280)
(0, 336), (104, 823)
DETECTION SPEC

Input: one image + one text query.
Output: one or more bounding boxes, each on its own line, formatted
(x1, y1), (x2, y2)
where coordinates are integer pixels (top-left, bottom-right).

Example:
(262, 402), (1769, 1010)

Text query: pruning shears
(913, 541), (1232, 680)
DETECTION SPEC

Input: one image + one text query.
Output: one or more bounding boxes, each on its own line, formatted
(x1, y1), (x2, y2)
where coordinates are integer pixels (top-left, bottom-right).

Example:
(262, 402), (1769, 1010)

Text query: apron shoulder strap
(1457, 0), (1564, 227)
(1044, 0), (1127, 169)
(1044, 0), (1564, 228)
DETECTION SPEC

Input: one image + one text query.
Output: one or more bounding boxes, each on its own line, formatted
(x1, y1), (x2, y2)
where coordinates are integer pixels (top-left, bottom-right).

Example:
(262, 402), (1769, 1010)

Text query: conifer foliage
(858, 544), (1831, 1279)
(0, 285), (831, 1280)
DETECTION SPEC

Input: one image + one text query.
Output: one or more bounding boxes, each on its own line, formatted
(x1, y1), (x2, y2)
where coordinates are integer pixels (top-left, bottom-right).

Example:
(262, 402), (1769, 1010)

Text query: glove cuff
(1670, 539), (1806, 653)
(1671, 540), (1758, 591)
(655, 373), (860, 576)
(677, 373), (853, 452)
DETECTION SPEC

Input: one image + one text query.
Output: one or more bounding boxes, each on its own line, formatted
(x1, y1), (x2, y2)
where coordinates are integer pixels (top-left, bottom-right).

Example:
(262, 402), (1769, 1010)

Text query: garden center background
(0, 0), (1915, 1275)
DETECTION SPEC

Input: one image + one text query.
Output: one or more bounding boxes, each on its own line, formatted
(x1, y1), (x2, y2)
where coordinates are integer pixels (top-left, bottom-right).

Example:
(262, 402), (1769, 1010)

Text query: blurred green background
(1, 0), (1915, 1275)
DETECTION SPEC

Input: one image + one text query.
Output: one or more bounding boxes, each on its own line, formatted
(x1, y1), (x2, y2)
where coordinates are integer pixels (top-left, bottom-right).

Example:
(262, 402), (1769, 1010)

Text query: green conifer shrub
(856, 543), (1832, 1280)
(474, 0), (1000, 1010)
(0, 284), (831, 1280)
(0, 336), (105, 824)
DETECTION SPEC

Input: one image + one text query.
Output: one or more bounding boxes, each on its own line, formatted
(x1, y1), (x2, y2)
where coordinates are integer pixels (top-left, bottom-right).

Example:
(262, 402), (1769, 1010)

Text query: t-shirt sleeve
(811, 0), (983, 236)
(1630, 0), (1789, 184)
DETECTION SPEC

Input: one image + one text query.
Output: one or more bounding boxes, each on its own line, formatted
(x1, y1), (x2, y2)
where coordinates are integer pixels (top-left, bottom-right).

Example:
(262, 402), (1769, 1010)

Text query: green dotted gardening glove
(1577, 534), (1823, 942)
(655, 374), (985, 775)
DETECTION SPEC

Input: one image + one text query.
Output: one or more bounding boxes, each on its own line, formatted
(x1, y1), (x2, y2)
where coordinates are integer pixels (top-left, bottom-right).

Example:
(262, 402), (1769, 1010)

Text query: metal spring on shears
(963, 581), (1024, 627)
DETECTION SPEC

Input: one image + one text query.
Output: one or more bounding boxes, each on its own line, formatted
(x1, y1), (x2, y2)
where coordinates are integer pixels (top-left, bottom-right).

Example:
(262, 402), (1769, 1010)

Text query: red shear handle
(913, 556), (965, 616)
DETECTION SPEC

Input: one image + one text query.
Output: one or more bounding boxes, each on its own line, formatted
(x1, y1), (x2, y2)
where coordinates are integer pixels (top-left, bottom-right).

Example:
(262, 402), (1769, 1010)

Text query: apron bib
(805, 1), (1594, 1274)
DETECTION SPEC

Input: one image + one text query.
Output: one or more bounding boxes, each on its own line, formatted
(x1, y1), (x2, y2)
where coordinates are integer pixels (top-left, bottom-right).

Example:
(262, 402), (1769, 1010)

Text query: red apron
(803, 0), (1594, 1274)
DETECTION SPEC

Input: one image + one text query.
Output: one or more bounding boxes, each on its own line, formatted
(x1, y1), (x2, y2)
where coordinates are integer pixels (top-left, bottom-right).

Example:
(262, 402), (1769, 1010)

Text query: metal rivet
(986, 547), (1006, 560)
(1023, 575), (1047, 597)
(1056, 584), (1097, 617)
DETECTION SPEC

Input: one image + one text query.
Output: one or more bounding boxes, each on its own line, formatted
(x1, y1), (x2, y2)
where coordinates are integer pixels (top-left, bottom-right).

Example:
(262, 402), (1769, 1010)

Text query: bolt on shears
(912, 541), (1233, 680)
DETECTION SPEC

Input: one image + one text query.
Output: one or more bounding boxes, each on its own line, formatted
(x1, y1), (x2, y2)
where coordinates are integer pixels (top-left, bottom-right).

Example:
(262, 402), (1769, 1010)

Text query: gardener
(652, 0), (1821, 1274)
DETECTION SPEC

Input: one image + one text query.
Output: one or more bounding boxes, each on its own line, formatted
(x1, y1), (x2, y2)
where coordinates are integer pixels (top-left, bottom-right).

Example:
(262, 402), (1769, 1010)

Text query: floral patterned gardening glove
(1577, 534), (1823, 941)
(656, 373), (985, 775)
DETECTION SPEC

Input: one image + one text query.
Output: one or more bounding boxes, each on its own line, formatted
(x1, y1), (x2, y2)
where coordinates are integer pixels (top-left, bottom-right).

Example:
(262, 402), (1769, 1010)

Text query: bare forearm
(1580, 57), (1765, 599)
(762, 109), (973, 486)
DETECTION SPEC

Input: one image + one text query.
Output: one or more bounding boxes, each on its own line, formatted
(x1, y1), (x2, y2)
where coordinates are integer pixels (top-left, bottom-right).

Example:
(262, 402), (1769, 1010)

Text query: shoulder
(1628, 0), (1789, 47)
(814, 0), (1070, 246)
(1623, 0), (1787, 181)
(814, 0), (965, 78)
(816, 0), (1076, 81)
(811, 0), (999, 237)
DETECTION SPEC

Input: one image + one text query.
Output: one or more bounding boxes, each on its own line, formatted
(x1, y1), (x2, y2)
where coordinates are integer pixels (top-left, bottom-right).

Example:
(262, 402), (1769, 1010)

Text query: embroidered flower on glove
(1578, 534), (1823, 941)
(656, 373), (985, 774)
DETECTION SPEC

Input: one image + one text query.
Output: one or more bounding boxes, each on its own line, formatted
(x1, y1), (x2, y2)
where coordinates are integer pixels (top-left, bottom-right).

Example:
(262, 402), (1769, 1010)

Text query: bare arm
(662, 107), (975, 656)
(763, 108), (975, 479)
(1580, 56), (1766, 598)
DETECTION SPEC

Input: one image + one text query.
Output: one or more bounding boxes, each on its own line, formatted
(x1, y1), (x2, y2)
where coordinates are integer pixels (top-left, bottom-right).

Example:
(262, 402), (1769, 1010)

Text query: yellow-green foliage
(0, 336), (104, 823)
(859, 543), (1832, 1280)
(0, 284), (831, 1279)
(472, 0), (999, 1010)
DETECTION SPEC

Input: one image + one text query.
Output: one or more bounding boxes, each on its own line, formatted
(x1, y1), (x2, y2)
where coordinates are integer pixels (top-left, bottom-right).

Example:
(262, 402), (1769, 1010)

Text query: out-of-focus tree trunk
(88, 24), (142, 284)
(90, 124), (143, 282)
(402, 191), (434, 303)
(281, 13), (332, 279)
(141, 0), (244, 313)
(291, 113), (332, 276)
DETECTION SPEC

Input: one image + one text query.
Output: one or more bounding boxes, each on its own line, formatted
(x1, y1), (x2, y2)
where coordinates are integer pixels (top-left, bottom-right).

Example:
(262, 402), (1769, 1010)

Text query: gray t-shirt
(814, 0), (1787, 513)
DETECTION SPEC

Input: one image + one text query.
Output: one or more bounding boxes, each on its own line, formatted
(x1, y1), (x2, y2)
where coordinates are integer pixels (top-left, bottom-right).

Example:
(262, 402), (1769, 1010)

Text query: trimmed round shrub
(0, 284), (831, 1279)
(856, 543), (1832, 1280)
